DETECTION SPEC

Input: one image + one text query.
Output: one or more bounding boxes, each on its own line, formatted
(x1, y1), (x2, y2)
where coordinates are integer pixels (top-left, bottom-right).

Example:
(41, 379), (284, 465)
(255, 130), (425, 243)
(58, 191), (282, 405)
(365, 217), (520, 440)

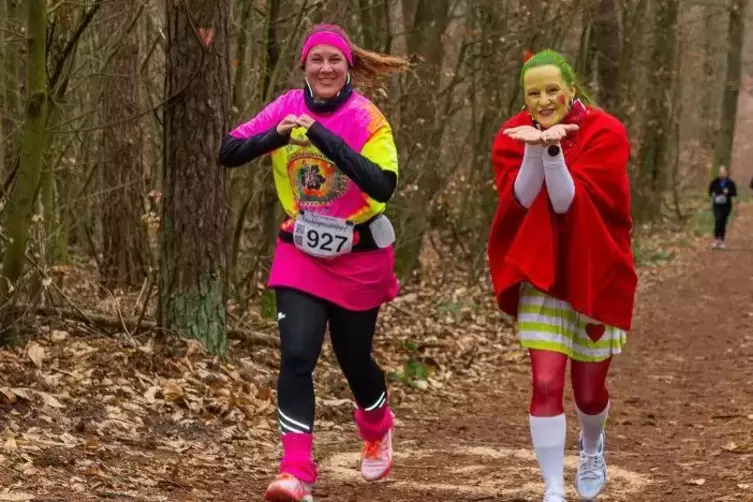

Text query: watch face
(547, 145), (560, 156)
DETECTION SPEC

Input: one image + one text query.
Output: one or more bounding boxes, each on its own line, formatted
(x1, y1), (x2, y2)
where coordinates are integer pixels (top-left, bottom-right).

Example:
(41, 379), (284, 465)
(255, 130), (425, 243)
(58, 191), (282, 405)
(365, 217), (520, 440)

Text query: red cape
(487, 106), (638, 331)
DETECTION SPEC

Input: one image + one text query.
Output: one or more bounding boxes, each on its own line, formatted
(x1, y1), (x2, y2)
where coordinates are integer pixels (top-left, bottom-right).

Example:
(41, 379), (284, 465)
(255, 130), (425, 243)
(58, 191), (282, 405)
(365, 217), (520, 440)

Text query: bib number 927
(293, 212), (354, 258)
(303, 228), (349, 252)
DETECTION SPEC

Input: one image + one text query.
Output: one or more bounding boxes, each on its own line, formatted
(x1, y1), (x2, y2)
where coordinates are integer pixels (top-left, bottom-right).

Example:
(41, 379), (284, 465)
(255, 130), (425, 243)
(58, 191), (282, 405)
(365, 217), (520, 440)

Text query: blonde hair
(300, 24), (410, 92)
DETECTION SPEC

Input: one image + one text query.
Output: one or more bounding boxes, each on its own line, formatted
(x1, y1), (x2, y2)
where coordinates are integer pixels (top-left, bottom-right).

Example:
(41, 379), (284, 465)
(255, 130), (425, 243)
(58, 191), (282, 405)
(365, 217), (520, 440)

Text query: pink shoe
(264, 473), (313, 502)
(360, 427), (393, 481)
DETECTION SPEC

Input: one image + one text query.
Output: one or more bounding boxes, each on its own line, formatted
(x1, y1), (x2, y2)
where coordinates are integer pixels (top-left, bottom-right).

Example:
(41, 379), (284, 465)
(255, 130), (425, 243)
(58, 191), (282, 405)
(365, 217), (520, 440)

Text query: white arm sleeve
(542, 146), (575, 214)
(513, 144), (545, 208)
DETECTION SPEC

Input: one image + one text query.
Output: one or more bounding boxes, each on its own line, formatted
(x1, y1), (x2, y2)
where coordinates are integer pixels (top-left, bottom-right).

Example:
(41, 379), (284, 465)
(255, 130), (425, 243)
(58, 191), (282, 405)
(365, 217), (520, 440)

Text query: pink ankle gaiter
(354, 405), (394, 442)
(280, 433), (317, 483)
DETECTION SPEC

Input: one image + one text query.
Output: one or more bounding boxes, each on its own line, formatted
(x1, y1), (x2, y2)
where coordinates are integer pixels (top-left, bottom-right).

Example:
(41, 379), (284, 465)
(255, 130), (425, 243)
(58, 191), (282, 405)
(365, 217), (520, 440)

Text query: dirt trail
(299, 202), (753, 502)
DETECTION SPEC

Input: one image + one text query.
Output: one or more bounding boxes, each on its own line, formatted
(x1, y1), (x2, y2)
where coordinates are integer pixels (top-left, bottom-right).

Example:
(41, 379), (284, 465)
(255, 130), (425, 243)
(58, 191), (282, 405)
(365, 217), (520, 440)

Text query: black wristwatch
(547, 145), (561, 156)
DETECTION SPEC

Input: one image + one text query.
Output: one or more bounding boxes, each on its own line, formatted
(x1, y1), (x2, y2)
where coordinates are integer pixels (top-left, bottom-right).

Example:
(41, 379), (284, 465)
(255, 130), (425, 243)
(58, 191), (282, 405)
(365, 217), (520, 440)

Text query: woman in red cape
(487, 50), (637, 501)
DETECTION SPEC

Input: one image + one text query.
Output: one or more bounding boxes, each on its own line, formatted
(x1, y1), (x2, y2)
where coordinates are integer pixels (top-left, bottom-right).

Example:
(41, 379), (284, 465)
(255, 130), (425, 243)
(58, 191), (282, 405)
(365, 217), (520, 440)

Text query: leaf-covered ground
(0, 201), (752, 501)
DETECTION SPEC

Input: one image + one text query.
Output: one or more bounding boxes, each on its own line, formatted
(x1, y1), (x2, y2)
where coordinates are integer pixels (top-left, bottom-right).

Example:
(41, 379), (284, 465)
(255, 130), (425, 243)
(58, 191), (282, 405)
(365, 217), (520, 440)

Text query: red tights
(529, 349), (611, 417)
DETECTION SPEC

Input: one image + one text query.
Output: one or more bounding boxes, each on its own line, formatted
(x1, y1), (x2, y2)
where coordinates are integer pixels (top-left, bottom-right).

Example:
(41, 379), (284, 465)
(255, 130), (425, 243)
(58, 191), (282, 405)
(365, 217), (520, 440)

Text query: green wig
(520, 49), (595, 106)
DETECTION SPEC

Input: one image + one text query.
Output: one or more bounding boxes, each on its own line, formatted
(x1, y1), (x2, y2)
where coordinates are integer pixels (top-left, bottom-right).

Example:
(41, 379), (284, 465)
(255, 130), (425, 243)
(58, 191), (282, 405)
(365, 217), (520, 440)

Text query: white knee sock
(577, 401), (610, 455)
(530, 414), (566, 495)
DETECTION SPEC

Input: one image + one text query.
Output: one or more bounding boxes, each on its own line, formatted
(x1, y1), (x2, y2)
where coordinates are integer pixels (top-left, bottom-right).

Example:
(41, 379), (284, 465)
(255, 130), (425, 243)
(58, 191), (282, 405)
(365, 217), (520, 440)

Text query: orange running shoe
(360, 427), (393, 481)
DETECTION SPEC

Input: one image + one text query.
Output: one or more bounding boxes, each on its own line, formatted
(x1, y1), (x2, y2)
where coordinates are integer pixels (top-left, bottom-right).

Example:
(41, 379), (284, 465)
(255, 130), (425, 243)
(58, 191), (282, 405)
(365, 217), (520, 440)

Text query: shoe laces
(363, 438), (383, 459)
(579, 451), (605, 480)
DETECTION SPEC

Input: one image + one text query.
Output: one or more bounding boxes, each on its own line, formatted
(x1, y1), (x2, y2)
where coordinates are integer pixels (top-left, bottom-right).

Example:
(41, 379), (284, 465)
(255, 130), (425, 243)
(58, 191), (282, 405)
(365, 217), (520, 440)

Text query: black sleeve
(305, 122), (397, 203)
(729, 180), (737, 197)
(218, 127), (289, 167)
(708, 179), (717, 196)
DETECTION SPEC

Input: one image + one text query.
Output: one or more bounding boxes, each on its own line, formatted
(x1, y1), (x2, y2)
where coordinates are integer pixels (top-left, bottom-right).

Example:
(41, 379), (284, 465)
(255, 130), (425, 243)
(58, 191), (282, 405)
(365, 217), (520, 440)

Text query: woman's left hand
(295, 114), (316, 129)
(541, 123), (579, 146)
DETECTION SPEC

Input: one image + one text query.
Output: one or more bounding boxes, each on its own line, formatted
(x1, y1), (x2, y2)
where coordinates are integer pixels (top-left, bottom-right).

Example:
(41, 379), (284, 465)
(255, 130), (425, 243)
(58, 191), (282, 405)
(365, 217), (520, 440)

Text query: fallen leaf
(144, 386), (161, 403)
(10, 388), (32, 401)
(85, 436), (100, 452)
(0, 493), (34, 501)
(50, 329), (69, 342)
(162, 380), (184, 402)
(3, 437), (17, 452)
(412, 380), (429, 390)
(36, 391), (65, 409)
(0, 387), (16, 404)
(184, 339), (206, 357)
(26, 343), (45, 368)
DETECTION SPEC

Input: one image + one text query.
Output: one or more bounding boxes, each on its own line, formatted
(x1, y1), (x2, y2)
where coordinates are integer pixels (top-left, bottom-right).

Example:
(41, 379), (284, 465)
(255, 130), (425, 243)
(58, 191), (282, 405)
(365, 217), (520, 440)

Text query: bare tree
(100, 0), (148, 289)
(0, 0), (48, 344)
(713, 0), (749, 174)
(633, 0), (679, 221)
(159, 0), (231, 354)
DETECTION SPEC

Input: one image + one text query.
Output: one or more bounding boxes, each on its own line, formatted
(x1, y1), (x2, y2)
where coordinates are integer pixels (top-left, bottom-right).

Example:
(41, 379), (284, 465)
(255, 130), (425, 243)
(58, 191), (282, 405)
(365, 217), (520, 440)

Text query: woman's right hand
(503, 125), (543, 145)
(277, 115), (309, 146)
(276, 115), (298, 135)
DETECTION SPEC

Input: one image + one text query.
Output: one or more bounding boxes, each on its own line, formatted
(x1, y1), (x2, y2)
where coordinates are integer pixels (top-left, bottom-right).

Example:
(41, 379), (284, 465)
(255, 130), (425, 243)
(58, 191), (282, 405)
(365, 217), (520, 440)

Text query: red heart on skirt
(585, 323), (606, 342)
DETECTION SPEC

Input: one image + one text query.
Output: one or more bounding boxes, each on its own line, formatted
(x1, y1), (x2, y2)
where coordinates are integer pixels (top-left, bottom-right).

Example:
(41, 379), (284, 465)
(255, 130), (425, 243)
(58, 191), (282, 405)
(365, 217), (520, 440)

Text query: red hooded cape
(487, 106), (638, 331)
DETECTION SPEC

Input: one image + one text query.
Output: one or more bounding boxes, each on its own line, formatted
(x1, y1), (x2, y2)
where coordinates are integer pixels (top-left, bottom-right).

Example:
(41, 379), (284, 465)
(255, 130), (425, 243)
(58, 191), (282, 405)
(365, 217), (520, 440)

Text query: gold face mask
(523, 64), (576, 129)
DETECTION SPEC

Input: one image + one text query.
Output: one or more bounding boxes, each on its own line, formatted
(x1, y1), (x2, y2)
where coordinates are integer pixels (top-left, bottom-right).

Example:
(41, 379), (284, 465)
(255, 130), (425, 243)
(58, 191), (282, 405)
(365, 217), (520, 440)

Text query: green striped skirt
(517, 282), (626, 362)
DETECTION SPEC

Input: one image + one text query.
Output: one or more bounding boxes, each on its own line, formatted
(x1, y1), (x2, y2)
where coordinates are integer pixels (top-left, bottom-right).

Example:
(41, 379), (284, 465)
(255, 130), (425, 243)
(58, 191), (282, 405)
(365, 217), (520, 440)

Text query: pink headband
(300, 31), (353, 66)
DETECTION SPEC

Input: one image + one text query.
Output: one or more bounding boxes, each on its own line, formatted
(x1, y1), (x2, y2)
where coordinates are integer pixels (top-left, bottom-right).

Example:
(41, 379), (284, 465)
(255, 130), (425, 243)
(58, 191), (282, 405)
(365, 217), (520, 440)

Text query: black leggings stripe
(274, 287), (387, 434)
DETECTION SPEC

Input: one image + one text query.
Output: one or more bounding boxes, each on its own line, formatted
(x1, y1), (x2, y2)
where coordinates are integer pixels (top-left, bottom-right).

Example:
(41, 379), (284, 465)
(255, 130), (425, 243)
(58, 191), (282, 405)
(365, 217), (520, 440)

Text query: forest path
(300, 202), (753, 502)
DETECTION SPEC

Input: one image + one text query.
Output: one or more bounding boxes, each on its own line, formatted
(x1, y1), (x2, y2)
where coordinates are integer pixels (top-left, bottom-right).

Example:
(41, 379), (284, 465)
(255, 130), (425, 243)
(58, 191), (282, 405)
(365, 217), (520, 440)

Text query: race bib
(714, 195), (728, 204)
(293, 211), (354, 258)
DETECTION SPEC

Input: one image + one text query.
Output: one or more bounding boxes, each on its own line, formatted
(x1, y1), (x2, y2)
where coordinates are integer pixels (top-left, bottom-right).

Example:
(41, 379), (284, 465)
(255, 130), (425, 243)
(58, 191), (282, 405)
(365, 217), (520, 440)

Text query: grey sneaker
(576, 432), (607, 500)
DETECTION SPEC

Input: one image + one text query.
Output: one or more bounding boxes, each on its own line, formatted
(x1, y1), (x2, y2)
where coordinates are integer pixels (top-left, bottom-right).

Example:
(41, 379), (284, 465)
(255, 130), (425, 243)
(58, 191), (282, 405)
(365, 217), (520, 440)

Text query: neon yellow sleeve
(359, 123), (399, 178)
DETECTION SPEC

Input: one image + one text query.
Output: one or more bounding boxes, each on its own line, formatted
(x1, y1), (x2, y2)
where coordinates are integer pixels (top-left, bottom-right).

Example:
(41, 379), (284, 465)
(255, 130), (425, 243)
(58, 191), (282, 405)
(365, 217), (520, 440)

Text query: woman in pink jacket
(219, 24), (409, 502)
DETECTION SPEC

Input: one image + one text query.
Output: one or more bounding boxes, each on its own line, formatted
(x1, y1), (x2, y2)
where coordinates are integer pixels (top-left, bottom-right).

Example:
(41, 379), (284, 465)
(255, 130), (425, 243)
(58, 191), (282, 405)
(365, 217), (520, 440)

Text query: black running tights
(274, 287), (387, 434)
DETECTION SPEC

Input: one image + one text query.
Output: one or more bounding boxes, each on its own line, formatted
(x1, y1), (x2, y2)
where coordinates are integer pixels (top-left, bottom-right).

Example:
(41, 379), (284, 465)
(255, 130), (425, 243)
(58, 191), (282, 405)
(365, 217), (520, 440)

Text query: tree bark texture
(394, 0), (451, 280)
(590, 0), (621, 112)
(101, 0), (148, 289)
(712, 0), (749, 174)
(633, 0), (678, 222)
(159, 0), (231, 355)
(0, 0), (47, 343)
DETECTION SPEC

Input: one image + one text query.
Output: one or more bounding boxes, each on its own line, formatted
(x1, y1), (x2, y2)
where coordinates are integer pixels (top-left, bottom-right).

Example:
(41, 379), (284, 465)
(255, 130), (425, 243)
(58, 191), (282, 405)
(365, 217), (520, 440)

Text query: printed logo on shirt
(287, 150), (348, 206)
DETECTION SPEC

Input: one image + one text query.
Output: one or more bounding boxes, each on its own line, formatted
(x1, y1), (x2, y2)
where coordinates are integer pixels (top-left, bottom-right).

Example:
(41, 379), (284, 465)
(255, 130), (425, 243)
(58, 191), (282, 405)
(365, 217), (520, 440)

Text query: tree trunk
(616, 0), (648, 127)
(159, 0), (231, 355)
(100, 0), (148, 289)
(701, 3), (722, 152)
(712, 0), (749, 174)
(0, 0), (47, 343)
(394, 0), (451, 281)
(590, 0), (620, 112)
(2, 0), (20, 175)
(633, 0), (678, 222)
